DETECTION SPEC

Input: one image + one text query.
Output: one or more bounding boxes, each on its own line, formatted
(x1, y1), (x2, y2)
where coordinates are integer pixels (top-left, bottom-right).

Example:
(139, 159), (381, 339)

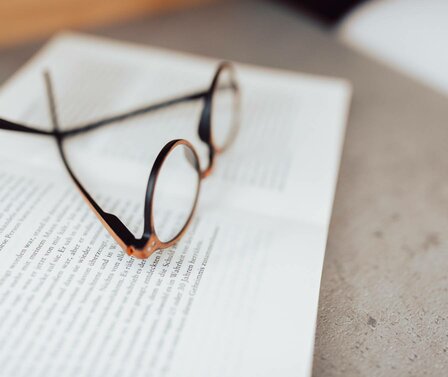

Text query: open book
(0, 33), (351, 377)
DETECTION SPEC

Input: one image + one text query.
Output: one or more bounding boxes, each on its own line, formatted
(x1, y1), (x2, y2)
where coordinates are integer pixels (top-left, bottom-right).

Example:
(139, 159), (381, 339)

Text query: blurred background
(1, 0), (366, 48)
(3, 0), (448, 98)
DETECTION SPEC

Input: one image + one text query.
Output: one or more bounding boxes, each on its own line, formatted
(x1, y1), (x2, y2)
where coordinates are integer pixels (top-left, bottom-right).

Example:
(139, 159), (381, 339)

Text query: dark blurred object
(280, 0), (369, 23)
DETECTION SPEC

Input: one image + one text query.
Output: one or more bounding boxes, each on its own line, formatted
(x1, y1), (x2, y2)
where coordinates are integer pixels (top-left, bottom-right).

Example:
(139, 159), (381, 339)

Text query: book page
(0, 33), (351, 377)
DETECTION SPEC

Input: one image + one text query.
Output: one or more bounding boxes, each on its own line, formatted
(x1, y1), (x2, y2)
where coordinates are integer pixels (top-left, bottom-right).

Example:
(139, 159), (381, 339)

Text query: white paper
(0, 33), (351, 377)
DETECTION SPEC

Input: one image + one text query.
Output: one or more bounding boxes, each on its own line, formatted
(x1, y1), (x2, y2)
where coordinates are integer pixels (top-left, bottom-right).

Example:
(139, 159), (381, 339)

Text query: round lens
(211, 65), (240, 150)
(152, 144), (200, 243)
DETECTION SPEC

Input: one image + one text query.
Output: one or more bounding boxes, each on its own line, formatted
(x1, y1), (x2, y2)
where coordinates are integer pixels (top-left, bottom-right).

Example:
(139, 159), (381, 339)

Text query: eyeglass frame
(0, 61), (240, 259)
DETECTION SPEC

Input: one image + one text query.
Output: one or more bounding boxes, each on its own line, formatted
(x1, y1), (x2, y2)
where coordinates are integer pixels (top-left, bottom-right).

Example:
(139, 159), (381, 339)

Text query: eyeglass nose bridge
(181, 140), (215, 179)
(200, 165), (214, 179)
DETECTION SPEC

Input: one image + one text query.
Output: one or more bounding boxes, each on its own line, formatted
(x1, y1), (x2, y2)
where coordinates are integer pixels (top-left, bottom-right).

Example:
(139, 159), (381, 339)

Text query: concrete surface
(1, 1), (447, 375)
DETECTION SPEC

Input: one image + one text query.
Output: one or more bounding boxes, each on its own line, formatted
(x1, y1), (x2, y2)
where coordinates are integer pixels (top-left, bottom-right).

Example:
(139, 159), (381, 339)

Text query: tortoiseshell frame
(0, 62), (240, 259)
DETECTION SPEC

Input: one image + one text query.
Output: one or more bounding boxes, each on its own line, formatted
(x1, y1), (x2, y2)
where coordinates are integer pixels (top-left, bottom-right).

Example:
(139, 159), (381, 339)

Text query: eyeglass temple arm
(64, 79), (239, 138)
(43, 71), (136, 249)
(0, 62), (236, 138)
(60, 89), (208, 138)
(0, 117), (54, 135)
(0, 90), (205, 137)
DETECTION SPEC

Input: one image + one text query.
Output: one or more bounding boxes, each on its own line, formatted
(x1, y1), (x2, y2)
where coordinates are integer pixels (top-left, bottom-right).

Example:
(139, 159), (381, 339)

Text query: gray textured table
(1, 1), (447, 376)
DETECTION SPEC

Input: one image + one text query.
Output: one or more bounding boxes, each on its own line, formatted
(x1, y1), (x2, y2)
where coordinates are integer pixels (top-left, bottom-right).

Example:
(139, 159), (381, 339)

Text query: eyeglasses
(0, 62), (240, 259)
